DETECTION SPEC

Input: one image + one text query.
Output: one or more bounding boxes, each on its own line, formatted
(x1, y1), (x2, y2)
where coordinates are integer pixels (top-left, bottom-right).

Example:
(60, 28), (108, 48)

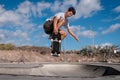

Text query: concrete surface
(0, 62), (119, 80)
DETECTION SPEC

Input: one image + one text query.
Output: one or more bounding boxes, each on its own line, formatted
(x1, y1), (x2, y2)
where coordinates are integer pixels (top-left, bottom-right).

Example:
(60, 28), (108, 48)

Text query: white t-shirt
(46, 12), (69, 29)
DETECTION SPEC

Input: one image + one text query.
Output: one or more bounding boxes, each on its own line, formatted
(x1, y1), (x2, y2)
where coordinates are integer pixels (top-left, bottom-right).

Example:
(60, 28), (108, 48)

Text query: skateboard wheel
(59, 40), (61, 43)
(58, 54), (60, 57)
(51, 53), (54, 56)
(51, 39), (53, 42)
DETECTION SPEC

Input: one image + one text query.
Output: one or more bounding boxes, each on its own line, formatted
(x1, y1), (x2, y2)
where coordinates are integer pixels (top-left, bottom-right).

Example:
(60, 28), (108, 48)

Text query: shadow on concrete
(85, 64), (120, 77)
(103, 66), (120, 76)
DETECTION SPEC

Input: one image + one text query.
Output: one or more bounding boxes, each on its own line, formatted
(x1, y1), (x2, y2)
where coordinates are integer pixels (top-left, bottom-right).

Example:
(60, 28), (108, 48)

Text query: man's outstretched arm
(67, 28), (79, 42)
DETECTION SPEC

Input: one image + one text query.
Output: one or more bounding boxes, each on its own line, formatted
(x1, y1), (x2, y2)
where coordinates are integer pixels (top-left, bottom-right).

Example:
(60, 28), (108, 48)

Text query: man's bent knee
(63, 31), (67, 37)
(60, 31), (67, 40)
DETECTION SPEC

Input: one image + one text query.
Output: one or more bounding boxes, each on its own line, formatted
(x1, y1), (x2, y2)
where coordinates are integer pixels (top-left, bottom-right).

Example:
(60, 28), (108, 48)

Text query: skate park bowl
(0, 63), (120, 78)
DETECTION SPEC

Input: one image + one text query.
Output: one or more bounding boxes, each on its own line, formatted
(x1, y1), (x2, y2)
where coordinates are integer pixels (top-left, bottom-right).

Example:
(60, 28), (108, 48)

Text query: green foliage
(0, 43), (16, 50)
(79, 45), (120, 58)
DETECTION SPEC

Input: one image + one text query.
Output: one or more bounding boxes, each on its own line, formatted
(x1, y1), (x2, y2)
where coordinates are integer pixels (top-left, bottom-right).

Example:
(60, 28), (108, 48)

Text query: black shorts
(43, 20), (54, 34)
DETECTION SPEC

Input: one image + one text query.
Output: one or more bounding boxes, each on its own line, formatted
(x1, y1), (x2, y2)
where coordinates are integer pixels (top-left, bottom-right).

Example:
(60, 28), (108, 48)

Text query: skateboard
(50, 33), (61, 57)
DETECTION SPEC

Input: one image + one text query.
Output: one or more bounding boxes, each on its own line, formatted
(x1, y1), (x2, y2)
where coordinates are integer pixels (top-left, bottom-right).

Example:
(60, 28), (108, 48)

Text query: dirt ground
(0, 50), (120, 63)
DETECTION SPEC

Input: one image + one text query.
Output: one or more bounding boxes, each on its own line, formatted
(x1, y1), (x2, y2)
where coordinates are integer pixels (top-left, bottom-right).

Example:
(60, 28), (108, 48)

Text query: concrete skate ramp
(0, 63), (120, 78)
(30, 64), (120, 77)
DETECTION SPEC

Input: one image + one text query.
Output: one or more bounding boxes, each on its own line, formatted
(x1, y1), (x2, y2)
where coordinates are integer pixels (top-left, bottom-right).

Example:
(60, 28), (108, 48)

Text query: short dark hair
(68, 7), (76, 15)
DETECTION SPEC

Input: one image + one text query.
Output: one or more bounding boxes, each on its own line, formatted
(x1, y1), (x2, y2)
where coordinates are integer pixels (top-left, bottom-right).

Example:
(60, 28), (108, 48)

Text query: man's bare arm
(53, 16), (65, 34)
(53, 16), (59, 34)
(68, 28), (79, 42)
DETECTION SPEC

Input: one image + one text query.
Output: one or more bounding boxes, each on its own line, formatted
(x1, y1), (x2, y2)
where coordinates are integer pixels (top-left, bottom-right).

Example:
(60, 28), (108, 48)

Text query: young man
(44, 7), (79, 41)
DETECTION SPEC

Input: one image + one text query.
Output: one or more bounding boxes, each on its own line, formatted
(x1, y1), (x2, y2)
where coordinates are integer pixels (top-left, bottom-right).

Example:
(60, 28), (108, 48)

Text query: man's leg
(60, 30), (67, 40)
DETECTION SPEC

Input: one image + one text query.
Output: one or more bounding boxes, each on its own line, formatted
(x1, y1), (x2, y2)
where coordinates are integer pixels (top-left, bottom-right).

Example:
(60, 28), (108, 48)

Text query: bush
(0, 43), (16, 50)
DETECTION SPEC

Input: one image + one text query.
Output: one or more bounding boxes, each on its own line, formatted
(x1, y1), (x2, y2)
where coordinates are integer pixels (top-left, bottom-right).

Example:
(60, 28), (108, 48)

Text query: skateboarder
(43, 7), (79, 56)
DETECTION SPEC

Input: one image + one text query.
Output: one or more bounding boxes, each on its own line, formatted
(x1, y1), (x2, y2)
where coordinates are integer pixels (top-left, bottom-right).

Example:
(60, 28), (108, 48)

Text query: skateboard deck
(50, 33), (61, 57)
